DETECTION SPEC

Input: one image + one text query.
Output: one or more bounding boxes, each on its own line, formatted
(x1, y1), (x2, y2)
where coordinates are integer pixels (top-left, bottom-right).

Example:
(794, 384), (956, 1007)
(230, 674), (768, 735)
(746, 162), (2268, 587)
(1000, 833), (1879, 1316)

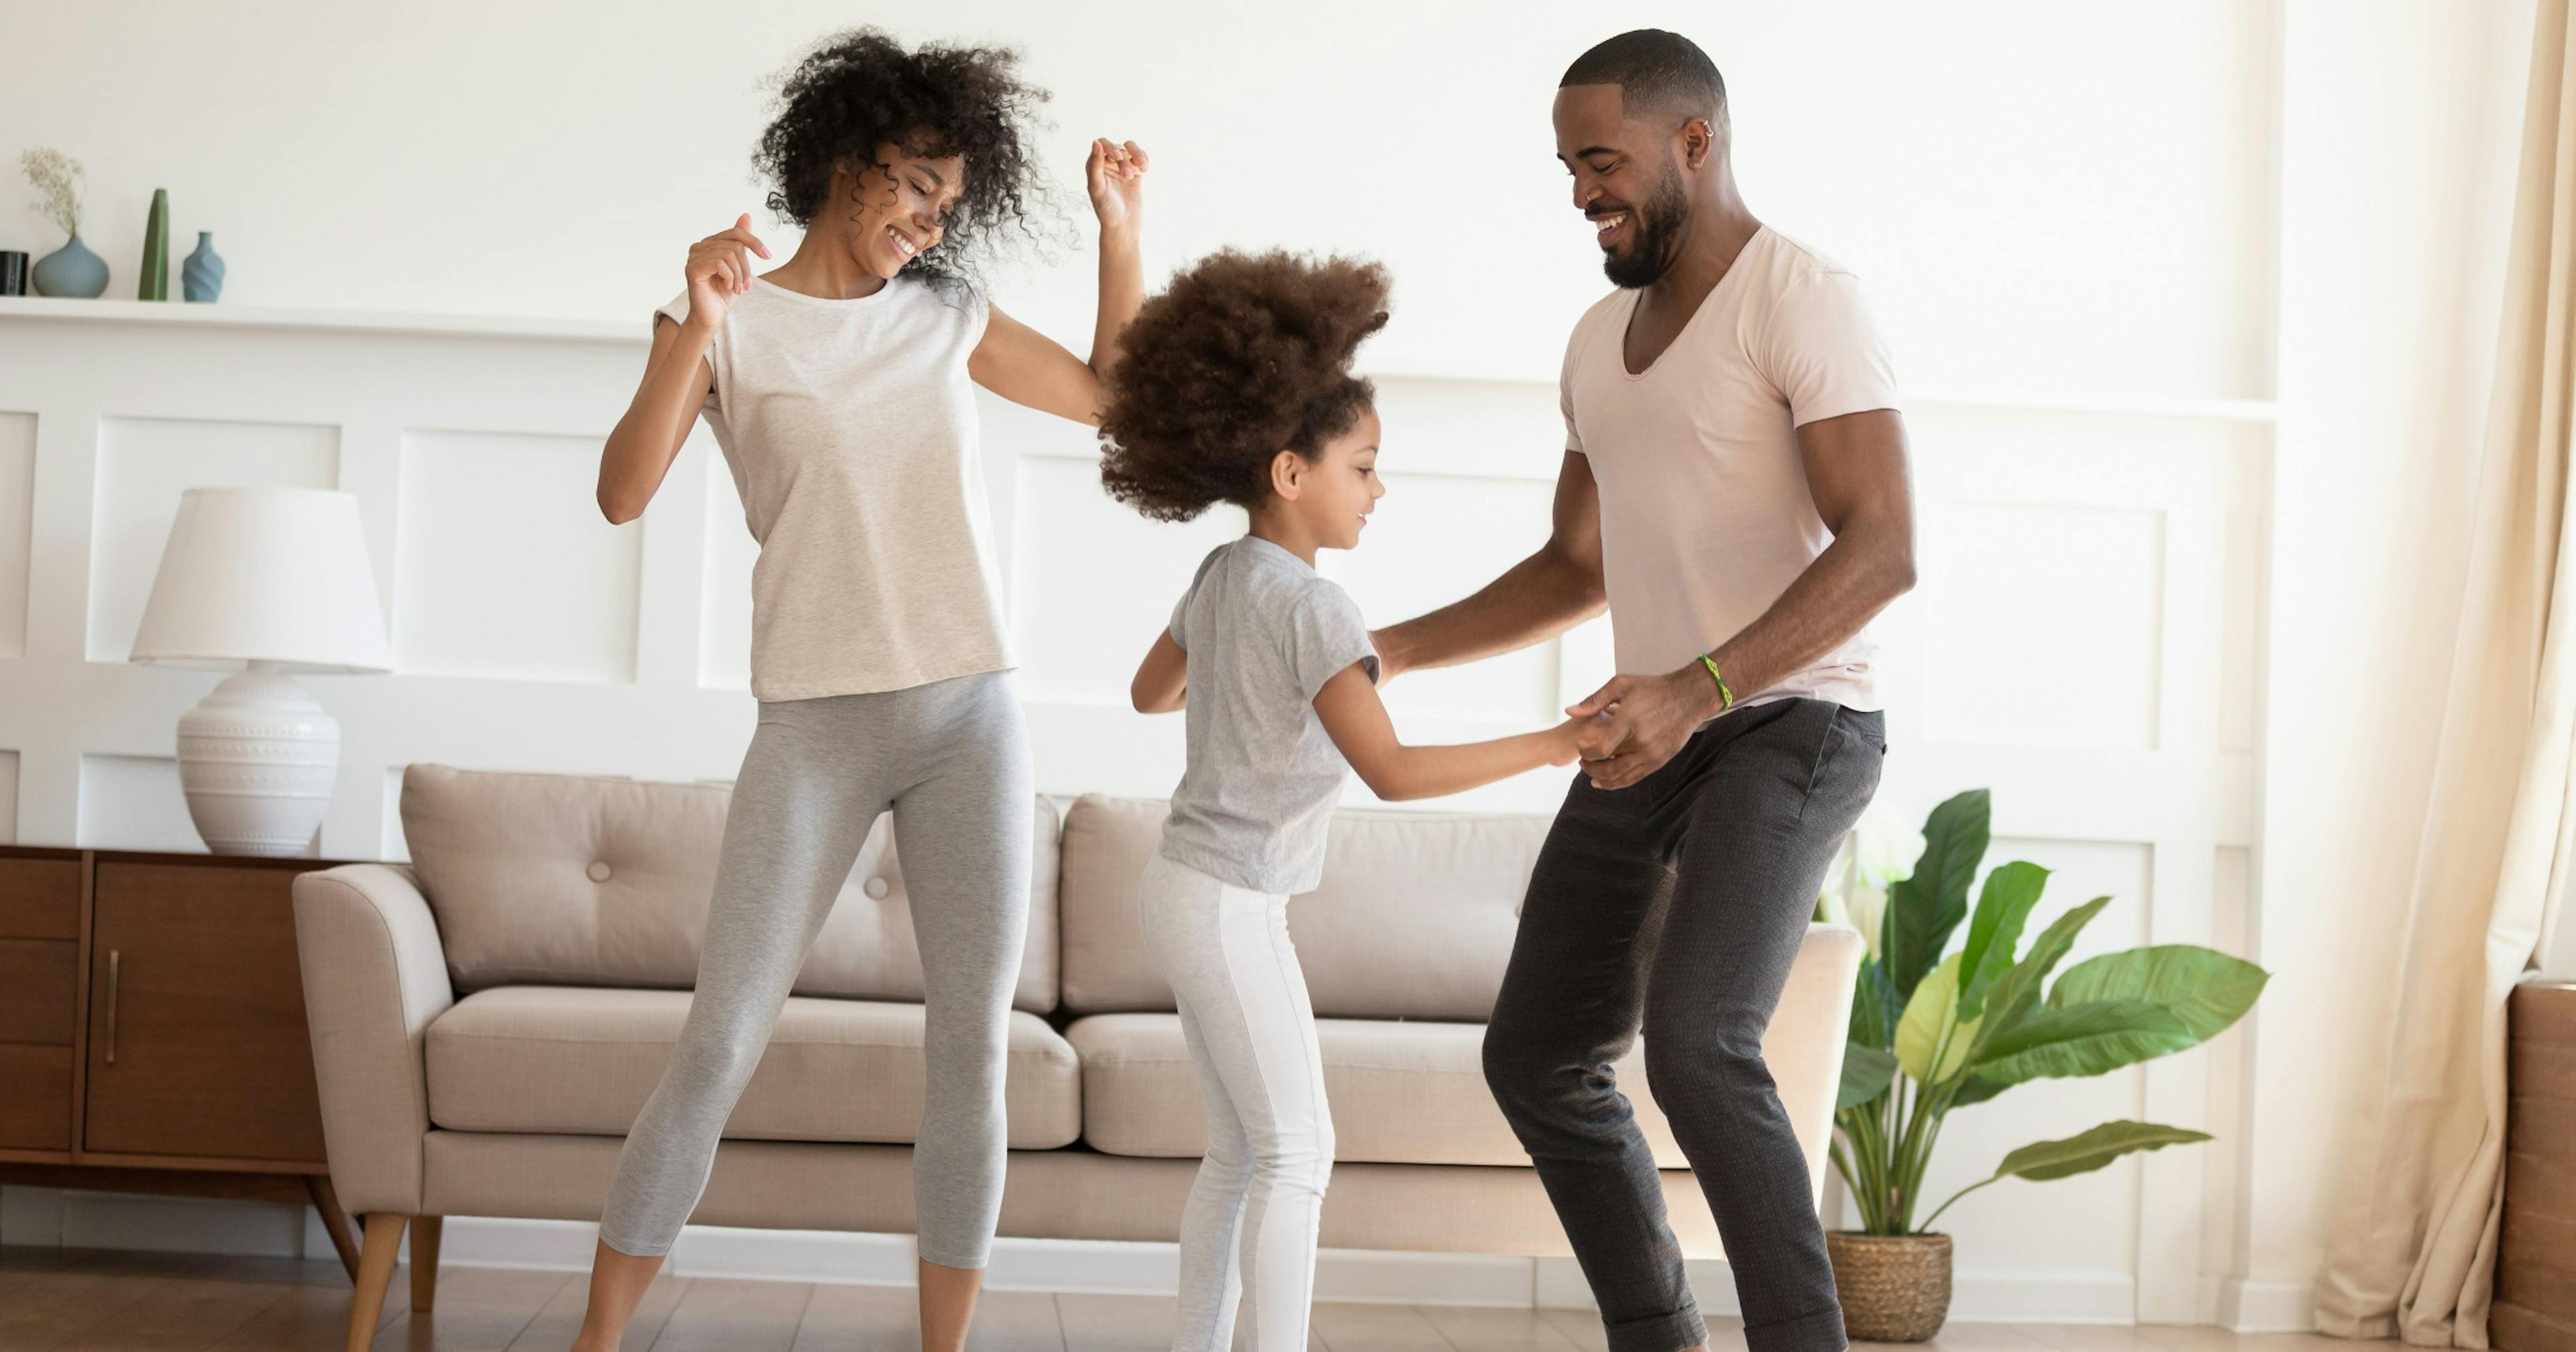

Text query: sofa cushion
(400, 765), (1061, 1013)
(1067, 919), (1862, 1174)
(1059, 794), (1546, 1019)
(425, 986), (1079, 1148)
(1067, 1013), (1683, 1167)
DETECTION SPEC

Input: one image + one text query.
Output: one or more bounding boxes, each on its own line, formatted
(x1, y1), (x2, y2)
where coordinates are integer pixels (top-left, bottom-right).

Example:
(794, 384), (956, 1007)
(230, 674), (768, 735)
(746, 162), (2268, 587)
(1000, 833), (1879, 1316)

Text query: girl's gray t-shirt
(1159, 536), (1379, 895)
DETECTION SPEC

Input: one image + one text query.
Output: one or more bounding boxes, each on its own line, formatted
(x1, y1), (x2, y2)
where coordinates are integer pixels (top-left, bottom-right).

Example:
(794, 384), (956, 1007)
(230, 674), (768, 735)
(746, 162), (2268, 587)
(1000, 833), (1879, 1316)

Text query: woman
(577, 29), (1146, 1352)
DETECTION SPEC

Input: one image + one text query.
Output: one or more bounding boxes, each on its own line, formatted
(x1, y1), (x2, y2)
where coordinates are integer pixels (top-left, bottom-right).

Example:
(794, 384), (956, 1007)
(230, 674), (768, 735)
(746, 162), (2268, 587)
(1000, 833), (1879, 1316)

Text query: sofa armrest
(292, 863), (455, 1216)
(1780, 922), (1865, 1202)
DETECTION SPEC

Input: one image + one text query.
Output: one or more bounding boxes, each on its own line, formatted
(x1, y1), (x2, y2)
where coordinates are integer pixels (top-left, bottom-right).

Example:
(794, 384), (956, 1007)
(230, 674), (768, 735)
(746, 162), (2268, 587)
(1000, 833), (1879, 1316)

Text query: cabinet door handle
(105, 949), (120, 1066)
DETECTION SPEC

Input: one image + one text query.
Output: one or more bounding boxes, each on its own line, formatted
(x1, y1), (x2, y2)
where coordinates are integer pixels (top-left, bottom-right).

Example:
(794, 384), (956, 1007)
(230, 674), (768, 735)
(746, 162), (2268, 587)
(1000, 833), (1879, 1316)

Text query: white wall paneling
(0, 306), (761, 855)
(0, 298), (2275, 1318)
(0, 412), (34, 660)
(0, 750), (17, 845)
(394, 429), (645, 683)
(75, 752), (202, 854)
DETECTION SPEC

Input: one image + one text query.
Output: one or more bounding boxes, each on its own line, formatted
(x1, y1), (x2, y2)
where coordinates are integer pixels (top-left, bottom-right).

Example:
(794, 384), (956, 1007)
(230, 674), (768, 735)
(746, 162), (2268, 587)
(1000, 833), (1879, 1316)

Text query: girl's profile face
(836, 137), (965, 280)
(1282, 406), (1385, 552)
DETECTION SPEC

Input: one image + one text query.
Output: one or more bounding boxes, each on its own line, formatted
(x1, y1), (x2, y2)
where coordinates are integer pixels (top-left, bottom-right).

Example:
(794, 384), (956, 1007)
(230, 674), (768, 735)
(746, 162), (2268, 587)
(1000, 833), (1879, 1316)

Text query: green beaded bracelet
(1699, 653), (1735, 710)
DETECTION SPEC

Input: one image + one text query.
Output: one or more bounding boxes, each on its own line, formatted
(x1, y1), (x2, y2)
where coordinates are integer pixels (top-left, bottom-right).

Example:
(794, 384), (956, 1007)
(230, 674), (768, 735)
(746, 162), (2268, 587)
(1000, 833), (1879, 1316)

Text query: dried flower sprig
(21, 147), (84, 238)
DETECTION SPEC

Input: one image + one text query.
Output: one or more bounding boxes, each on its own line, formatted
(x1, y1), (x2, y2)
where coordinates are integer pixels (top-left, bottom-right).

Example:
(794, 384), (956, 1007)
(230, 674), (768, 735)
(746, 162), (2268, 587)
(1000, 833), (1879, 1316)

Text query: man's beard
(1603, 165), (1688, 288)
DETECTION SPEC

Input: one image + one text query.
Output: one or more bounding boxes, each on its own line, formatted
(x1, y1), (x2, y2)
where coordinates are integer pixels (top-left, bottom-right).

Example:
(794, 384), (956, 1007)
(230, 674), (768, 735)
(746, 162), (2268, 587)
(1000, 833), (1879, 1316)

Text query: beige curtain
(2314, 1), (2576, 1344)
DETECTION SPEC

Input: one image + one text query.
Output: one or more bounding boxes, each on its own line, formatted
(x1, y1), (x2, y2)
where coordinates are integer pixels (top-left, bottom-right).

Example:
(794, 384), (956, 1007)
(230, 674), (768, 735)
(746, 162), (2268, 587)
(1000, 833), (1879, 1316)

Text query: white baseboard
(0, 1185), (335, 1259)
(0, 1184), (2261, 1328)
(437, 1216), (1536, 1308)
(2215, 1279), (2317, 1332)
(1541, 1259), (2131, 1324)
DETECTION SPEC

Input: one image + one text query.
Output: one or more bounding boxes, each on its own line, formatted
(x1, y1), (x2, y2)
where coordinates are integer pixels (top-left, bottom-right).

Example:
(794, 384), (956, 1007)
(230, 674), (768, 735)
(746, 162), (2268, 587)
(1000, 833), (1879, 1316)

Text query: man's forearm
(1705, 520), (1914, 701)
(1377, 545), (1606, 676)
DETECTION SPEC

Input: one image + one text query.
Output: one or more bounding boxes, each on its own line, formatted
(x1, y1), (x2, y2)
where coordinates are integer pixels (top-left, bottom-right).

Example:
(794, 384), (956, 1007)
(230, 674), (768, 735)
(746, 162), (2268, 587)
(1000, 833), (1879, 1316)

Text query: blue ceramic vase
(182, 232), (225, 302)
(32, 235), (108, 298)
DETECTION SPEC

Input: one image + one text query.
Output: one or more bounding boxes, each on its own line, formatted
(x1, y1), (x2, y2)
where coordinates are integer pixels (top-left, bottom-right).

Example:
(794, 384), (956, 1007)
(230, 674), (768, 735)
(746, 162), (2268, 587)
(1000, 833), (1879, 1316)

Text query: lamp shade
(129, 487), (393, 673)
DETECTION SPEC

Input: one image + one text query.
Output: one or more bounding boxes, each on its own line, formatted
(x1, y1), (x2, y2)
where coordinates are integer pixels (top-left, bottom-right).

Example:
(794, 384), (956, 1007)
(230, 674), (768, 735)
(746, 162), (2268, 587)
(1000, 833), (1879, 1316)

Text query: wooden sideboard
(2499, 980), (2575, 1352)
(0, 845), (360, 1278)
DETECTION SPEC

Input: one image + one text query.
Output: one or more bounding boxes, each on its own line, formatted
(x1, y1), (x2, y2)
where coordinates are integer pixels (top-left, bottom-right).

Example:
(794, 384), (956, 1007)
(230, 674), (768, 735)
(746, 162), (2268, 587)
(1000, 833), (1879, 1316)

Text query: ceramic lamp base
(175, 663), (341, 856)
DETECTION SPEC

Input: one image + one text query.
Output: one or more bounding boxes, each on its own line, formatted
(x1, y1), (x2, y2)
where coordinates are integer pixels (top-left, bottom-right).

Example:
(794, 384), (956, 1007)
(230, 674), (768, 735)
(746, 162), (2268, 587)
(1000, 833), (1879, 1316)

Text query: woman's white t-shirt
(657, 276), (1013, 702)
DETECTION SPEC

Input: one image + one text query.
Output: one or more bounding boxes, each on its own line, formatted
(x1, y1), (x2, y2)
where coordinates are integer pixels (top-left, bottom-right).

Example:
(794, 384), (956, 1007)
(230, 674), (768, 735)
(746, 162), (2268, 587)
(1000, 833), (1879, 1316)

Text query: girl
(580, 30), (1147, 1352)
(1102, 251), (1587, 1352)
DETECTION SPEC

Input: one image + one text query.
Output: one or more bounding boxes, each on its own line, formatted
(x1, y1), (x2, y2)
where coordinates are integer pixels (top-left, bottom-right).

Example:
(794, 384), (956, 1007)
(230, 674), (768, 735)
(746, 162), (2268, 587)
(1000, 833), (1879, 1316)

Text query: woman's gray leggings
(597, 671), (1033, 1269)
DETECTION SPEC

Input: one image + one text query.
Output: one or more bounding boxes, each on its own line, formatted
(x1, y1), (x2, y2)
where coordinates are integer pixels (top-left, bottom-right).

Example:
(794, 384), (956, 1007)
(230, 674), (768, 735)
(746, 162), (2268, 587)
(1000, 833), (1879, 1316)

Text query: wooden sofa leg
(346, 1213), (409, 1352)
(409, 1215), (443, 1312)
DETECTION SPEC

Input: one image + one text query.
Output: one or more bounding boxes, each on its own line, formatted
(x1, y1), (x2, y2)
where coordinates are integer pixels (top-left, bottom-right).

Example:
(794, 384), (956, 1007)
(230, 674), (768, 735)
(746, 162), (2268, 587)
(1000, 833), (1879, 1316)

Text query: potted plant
(21, 147), (107, 298)
(1817, 789), (2268, 1341)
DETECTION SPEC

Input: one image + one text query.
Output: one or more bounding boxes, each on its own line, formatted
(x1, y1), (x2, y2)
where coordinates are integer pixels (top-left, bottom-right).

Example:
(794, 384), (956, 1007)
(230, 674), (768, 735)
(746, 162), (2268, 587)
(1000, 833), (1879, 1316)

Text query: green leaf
(1990, 1120), (2214, 1182)
(1839, 1044), (1898, 1109)
(1948, 1070), (2009, 1107)
(1849, 958), (1895, 1050)
(1956, 861), (2050, 1021)
(1962, 895), (2114, 1064)
(1896, 954), (1981, 1084)
(1972, 999), (2198, 1085)
(2047, 946), (2269, 1043)
(1886, 790), (1990, 1004)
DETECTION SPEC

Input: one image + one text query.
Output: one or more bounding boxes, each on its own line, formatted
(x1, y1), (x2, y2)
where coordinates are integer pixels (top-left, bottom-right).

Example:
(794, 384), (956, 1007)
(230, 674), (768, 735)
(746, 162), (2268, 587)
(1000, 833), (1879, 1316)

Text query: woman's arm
(967, 139), (1147, 425)
(1311, 663), (1583, 801)
(598, 216), (769, 524)
(1132, 629), (1187, 713)
(598, 319), (714, 524)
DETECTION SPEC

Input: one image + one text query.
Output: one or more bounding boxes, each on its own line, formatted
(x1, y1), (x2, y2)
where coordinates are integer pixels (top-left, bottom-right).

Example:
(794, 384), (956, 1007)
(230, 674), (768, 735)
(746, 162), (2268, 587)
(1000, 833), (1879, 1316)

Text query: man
(1373, 29), (1915, 1352)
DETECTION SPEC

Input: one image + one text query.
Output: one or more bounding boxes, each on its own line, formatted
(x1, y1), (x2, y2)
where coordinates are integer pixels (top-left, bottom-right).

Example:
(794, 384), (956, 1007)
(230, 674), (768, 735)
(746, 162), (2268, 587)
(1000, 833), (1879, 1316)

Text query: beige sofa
(293, 765), (1862, 1349)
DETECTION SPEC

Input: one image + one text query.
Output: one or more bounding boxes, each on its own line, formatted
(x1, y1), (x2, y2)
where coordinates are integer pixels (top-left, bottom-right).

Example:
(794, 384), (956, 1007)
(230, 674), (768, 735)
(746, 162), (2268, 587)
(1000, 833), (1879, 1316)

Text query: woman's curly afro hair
(754, 29), (1053, 290)
(1099, 251), (1391, 522)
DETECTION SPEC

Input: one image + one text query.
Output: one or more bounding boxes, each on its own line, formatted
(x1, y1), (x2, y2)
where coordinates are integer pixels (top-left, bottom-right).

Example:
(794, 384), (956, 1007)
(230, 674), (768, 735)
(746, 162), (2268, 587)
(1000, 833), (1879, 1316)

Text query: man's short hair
(1560, 29), (1726, 128)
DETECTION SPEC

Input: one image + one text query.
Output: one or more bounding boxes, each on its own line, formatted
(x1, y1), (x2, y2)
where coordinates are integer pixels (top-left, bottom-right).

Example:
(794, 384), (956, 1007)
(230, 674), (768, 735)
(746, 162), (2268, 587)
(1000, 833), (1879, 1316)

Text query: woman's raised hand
(682, 215), (773, 329)
(1085, 139), (1149, 235)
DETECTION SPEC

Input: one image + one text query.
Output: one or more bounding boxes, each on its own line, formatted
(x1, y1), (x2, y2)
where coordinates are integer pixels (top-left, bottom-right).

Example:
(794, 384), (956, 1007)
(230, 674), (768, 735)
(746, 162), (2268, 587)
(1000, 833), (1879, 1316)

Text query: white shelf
(0, 294), (641, 344)
(0, 296), (2284, 424)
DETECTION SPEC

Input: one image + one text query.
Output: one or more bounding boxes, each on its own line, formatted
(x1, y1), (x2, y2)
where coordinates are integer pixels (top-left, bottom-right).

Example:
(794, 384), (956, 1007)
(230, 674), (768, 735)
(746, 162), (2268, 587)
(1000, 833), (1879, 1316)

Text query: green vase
(138, 188), (170, 300)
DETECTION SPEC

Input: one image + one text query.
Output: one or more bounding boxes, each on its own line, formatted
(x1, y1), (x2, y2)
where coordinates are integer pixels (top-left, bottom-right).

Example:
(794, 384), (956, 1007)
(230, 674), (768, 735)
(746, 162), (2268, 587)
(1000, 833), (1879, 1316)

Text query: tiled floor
(0, 1246), (2396, 1352)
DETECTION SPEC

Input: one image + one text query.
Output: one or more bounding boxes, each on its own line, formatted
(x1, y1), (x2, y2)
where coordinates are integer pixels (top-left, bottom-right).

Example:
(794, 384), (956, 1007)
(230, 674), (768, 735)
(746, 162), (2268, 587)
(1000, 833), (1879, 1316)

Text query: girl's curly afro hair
(755, 29), (1053, 291)
(1099, 251), (1391, 522)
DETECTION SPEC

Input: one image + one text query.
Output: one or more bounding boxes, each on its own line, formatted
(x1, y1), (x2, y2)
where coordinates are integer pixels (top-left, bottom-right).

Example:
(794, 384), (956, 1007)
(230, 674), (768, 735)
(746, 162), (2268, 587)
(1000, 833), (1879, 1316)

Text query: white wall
(0, 0), (2523, 1330)
(0, 1), (2273, 396)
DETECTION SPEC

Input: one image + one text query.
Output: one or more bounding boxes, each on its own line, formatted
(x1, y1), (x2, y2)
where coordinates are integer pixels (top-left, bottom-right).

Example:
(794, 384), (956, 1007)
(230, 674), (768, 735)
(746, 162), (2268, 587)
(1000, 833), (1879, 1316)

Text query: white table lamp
(129, 488), (392, 855)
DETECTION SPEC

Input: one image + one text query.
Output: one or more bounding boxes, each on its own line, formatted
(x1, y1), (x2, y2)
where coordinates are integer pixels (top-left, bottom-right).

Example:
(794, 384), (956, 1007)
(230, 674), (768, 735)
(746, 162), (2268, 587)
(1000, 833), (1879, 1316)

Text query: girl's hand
(1085, 139), (1148, 235)
(683, 215), (771, 329)
(1544, 717), (1589, 767)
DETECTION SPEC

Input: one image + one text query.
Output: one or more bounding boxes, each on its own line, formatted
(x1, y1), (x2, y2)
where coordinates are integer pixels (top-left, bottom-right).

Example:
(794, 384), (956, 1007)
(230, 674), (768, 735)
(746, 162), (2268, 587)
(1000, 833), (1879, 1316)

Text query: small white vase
(174, 662), (341, 856)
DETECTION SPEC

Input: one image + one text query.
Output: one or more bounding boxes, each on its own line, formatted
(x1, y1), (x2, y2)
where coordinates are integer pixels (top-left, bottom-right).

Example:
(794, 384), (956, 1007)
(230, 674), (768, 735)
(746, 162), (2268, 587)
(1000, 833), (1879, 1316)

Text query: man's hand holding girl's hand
(1565, 667), (1723, 790)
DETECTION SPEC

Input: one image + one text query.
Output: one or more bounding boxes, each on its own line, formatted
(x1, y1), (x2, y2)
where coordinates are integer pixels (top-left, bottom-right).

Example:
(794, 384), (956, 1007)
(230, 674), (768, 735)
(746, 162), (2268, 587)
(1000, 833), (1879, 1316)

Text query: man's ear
(1678, 116), (1711, 171)
(1269, 448), (1306, 500)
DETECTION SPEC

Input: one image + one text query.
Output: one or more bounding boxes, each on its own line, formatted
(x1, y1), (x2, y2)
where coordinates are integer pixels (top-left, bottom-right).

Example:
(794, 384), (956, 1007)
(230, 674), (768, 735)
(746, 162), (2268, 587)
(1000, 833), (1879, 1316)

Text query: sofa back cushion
(1059, 794), (1547, 1019)
(401, 765), (1060, 1013)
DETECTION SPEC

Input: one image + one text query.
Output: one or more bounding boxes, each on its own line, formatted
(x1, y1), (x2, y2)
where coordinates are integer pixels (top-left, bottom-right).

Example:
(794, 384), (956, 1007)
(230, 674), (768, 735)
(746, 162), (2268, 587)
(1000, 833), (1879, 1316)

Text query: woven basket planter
(1826, 1231), (1952, 1343)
